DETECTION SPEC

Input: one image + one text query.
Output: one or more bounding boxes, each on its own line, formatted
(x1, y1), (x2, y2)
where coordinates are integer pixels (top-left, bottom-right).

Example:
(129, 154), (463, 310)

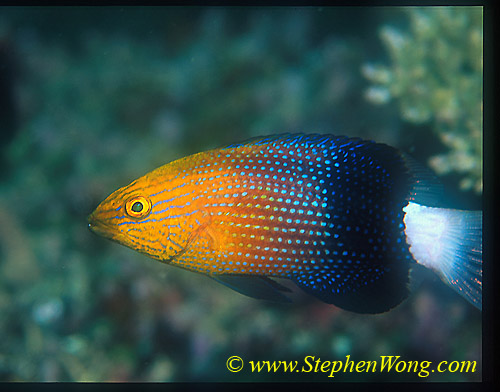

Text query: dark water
(0, 6), (482, 381)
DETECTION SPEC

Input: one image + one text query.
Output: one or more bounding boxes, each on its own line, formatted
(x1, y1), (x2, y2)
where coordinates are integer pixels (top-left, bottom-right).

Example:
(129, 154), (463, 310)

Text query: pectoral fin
(212, 275), (292, 303)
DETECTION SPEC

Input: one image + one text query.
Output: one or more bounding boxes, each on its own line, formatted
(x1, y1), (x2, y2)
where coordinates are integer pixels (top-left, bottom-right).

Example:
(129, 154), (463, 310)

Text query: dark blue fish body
(243, 135), (416, 313)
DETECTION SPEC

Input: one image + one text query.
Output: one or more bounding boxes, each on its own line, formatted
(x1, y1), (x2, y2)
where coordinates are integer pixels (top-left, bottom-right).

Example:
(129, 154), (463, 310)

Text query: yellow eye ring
(125, 196), (152, 219)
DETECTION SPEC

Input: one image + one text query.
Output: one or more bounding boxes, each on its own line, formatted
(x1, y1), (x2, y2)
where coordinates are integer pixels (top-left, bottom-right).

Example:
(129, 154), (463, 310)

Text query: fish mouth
(87, 212), (136, 250)
(87, 213), (120, 242)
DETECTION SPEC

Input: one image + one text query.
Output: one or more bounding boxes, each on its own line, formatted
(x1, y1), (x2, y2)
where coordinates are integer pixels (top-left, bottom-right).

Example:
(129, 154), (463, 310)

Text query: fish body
(88, 134), (482, 313)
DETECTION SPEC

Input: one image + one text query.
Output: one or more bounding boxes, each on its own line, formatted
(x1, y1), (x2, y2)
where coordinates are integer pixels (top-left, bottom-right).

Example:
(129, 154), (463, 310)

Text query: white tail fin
(403, 202), (482, 310)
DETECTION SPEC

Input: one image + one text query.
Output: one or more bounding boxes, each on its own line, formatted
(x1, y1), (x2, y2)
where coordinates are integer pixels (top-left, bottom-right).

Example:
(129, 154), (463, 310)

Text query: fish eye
(131, 201), (143, 212)
(125, 196), (152, 219)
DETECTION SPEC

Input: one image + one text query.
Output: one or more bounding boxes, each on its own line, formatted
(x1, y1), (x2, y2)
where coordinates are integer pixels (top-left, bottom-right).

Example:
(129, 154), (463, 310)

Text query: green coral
(363, 7), (483, 193)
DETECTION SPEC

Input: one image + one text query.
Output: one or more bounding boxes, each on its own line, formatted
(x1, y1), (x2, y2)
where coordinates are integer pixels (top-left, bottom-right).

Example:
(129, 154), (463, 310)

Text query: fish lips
(87, 213), (123, 244)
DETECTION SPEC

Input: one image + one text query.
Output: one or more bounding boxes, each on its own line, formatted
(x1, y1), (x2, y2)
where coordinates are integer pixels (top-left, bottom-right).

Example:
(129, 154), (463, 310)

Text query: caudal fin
(403, 202), (482, 310)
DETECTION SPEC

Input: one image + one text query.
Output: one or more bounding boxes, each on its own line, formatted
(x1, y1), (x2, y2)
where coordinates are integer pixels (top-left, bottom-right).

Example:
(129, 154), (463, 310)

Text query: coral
(363, 7), (483, 193)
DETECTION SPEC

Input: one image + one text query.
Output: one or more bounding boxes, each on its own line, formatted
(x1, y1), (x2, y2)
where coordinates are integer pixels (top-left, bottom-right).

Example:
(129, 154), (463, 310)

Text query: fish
(88, 133), (482, 313)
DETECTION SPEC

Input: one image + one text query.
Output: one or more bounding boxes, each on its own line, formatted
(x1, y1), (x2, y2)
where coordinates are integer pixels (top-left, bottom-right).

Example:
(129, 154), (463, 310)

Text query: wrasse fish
(88, 134), (482, 313)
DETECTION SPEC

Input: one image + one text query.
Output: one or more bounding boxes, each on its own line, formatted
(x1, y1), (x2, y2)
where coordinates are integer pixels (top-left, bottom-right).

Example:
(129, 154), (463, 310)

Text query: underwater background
(0, 6), (482, 381)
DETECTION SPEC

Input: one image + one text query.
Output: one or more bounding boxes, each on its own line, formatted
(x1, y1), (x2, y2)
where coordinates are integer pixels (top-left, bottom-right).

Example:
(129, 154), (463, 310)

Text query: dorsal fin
(223, 133), (354, 149)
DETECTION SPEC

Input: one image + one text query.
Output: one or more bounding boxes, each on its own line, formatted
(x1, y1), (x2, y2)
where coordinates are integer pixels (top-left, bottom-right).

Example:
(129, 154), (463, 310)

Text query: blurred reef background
(0, 6), (482, 381)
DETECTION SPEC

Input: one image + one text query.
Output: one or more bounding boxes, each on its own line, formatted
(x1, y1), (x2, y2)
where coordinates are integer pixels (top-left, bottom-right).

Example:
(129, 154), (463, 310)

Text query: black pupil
(131, 201), (143, 213)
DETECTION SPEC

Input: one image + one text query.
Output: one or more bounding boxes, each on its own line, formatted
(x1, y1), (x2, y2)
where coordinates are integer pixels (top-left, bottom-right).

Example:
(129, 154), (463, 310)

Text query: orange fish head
(88, 171), (187, 262)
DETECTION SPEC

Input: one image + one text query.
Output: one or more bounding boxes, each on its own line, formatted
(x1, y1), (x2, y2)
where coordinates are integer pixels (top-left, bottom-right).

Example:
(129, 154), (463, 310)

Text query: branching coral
(363, 7), (483, 193)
